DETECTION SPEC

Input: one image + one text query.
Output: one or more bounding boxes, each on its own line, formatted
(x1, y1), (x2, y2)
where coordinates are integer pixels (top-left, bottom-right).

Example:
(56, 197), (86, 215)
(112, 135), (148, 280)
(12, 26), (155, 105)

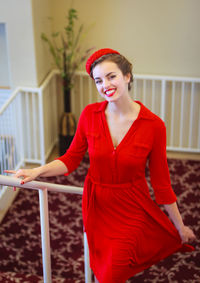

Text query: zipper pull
(112, 147), (116, 156)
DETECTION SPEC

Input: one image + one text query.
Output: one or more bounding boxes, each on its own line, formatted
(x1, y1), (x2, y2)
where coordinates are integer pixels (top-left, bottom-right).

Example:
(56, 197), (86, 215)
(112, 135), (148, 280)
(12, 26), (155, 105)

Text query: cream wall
(31, 0), (53, 86)
(0, 0), (199, 88)
(0, 23), (10, 87)
(0, 0), (53, 88)
(0, 0), (37, 88)
(51, 0), (200, 77)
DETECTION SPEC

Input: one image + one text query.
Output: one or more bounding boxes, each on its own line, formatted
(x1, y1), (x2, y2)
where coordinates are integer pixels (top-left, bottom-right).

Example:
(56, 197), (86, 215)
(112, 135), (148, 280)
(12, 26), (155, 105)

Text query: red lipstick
(104, 88), (116, 97)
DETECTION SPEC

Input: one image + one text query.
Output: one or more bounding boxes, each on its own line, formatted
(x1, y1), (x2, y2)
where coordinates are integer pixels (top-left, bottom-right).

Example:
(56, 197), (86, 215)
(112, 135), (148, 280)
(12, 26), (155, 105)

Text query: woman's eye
(109, 75), (116, 79)
(95, 80), (101, 84)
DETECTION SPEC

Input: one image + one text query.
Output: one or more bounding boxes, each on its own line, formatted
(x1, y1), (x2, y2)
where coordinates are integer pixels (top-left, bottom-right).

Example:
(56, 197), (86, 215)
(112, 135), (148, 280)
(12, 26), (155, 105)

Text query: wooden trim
(0, 86), (10, 89)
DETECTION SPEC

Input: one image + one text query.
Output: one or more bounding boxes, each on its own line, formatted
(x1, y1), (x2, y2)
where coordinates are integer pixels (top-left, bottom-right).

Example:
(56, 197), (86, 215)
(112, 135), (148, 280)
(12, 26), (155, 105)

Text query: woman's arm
(5, 159), (68, 184)
(148, 120), (196, 244)
(164, 202), (196, 243)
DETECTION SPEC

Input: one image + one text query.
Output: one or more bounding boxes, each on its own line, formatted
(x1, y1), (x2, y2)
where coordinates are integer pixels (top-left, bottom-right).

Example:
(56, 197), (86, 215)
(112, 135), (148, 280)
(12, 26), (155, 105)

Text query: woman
(6, 48), (196, 283)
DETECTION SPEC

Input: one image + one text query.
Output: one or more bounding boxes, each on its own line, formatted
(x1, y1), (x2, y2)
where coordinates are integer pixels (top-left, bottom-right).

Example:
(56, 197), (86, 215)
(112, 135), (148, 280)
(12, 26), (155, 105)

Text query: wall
(1, 0), (199, 88)
(0, 0), (37, 88)
(0, 24), (10, 87)
(31, 0), (53, 86)
(51, 0), (200, 77)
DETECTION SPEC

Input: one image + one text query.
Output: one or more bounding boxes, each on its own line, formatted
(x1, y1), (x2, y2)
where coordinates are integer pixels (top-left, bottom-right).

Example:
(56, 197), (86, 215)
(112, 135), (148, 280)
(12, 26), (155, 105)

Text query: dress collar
(93, 100), (156, 121)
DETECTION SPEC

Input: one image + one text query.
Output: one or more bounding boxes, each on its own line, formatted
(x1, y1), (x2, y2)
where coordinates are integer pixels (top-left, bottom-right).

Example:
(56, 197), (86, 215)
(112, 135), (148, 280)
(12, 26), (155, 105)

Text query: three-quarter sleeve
(149, 120), (177, 204)
(57, 107), (88, 175)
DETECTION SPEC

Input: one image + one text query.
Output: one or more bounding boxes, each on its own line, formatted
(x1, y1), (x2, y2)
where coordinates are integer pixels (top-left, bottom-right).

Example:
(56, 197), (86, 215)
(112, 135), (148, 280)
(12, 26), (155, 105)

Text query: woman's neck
(106, 94), (140, 119)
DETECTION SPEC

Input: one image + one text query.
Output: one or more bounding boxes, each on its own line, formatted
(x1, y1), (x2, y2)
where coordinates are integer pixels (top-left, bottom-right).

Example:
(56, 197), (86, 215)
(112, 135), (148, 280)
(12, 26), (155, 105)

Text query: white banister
(25, 93), (31, 160)
(38, 89), (45, 165)
(74, 71), (200, 153)
(189, 82), (195, 148)
(0, 175), (92, 283)
(160, 80), (166, 121)
(143, 79), (146, 105)
(180, 82), (185, 148)
(133, 77), (137, 100)
(0, 70), (60, 170)
(19, 92), (25, 165)
(151, 80), (155, 113)
(32, 92), (37, 159)
(39, 188), (52, 283)
(84, 231), (92, 283)
(170, 81), (176, 147)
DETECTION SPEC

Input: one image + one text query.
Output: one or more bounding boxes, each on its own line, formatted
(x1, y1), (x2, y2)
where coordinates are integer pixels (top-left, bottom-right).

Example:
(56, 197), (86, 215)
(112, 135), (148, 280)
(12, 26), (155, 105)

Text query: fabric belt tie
(87, 173), (132, 190)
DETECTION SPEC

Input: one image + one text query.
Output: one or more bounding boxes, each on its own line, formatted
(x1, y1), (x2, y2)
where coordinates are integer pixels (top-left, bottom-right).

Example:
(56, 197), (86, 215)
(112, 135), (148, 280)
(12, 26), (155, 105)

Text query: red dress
(58, 101), (194, 283)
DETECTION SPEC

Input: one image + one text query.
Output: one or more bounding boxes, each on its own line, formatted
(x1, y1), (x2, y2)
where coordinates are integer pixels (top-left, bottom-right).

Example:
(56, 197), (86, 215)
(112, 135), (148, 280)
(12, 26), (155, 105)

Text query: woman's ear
(125, 73), (131, 84)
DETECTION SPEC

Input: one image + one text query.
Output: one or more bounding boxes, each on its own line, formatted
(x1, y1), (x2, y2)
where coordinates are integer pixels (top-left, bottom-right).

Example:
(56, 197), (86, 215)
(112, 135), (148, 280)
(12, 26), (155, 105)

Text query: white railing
(1, 70), (199, 213)
(0, 174), (92, 283)
(72, 71), (200, 153)
(0, 70), (61, 218)
(0, 70), (60, 175)
(0, 88), (24, 173)
(1, 70), (199, 179)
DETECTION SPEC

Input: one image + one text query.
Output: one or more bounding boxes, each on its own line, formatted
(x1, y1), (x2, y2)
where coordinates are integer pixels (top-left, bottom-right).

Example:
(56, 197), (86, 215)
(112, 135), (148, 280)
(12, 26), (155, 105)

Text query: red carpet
(0, 154), (199, 282)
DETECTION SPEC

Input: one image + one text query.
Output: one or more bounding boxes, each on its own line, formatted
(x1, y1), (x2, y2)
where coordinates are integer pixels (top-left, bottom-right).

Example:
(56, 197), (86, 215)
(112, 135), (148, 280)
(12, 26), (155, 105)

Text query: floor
(2, 147), (199, 282)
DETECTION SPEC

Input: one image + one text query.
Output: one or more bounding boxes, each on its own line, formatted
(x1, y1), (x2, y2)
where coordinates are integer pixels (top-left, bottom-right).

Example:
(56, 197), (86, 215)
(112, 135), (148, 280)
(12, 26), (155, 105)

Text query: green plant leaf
(41, 33), (48, 42)
(52, 32), (60, 37)
(41, 7), (95, 90)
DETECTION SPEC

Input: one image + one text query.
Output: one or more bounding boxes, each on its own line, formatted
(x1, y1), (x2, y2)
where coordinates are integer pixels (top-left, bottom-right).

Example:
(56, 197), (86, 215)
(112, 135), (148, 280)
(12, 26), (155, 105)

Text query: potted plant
(41, 8), (94, 155)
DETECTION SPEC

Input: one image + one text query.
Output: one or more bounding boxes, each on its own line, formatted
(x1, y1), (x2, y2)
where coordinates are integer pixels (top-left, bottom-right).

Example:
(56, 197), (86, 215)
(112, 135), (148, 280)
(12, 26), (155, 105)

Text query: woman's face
(92, 60), (130, 101)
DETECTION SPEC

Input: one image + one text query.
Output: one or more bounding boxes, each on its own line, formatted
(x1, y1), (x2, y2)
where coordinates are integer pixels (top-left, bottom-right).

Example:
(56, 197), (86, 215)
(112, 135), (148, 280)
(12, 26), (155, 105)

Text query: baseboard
(0, 187), (19, 223)
(167, 151), (200, 160)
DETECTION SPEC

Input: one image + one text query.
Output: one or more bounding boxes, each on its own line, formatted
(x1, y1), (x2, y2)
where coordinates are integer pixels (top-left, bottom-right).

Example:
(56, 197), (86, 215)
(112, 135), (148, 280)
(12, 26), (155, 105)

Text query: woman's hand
(178, 225), (196, 244)
(4, 168), (41, 185)
(4, 160), (68, 189)
(164, 203), (196, 244)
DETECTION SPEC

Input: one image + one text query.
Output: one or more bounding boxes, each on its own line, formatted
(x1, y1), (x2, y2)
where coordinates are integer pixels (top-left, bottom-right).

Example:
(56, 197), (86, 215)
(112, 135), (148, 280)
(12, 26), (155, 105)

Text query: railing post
(39, 188), (52, 283)
(0, 176), (91, 282)
(160, 79), (166, 122)
(38, 90), (46, 165)
(84, 232), (92, 283)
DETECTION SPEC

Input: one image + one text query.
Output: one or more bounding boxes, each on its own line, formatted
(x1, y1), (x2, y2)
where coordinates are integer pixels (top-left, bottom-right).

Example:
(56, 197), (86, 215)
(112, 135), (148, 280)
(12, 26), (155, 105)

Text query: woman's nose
(102, 79), (110, 89)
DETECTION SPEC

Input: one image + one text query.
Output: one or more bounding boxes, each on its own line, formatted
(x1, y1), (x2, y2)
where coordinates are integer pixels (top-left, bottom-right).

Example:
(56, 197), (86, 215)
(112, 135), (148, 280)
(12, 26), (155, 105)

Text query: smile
(104, 89), (116, 97)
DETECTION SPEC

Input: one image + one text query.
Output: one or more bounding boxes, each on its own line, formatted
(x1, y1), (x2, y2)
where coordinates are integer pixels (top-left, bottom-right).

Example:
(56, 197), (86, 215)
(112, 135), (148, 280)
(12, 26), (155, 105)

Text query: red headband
(85, 48), (120, 76)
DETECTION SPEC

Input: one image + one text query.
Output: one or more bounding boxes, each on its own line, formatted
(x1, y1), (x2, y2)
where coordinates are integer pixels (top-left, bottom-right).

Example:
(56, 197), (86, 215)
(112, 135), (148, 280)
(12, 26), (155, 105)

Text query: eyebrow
(94, 72), (116, 80)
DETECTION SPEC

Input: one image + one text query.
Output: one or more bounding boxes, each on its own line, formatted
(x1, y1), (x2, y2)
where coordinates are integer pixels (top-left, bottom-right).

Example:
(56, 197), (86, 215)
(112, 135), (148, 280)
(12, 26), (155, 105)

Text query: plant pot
(59, 112), (76, 155)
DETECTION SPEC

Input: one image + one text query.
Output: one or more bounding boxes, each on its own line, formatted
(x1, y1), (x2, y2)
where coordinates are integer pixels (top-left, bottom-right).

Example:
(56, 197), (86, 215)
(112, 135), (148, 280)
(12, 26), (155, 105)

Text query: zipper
(112, 147), (117, 182)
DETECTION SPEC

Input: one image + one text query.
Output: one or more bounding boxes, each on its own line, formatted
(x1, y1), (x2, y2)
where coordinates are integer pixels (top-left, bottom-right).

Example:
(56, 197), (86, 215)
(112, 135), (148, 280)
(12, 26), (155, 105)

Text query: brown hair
(90, 53), (133, 91)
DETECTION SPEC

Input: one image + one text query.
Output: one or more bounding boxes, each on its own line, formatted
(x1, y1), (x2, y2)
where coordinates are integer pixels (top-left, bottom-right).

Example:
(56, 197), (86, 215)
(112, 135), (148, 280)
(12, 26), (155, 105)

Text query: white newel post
(39, 188), (52, 283)
(84, 231), (92, 283)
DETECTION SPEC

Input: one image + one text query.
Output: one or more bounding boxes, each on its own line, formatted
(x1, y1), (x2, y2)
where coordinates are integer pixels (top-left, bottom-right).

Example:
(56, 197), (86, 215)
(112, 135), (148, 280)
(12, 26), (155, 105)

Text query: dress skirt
(82, 174), (193, 283)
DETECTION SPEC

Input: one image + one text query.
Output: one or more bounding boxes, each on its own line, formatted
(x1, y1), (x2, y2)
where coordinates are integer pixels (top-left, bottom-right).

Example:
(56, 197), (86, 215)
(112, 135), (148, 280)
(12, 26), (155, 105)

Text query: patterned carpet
(0, 155), (199, 283)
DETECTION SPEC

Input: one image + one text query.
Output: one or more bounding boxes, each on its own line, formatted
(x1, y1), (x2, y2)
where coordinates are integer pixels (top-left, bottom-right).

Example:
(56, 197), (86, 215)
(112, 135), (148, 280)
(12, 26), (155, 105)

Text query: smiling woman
(6, 48), (196, 283)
